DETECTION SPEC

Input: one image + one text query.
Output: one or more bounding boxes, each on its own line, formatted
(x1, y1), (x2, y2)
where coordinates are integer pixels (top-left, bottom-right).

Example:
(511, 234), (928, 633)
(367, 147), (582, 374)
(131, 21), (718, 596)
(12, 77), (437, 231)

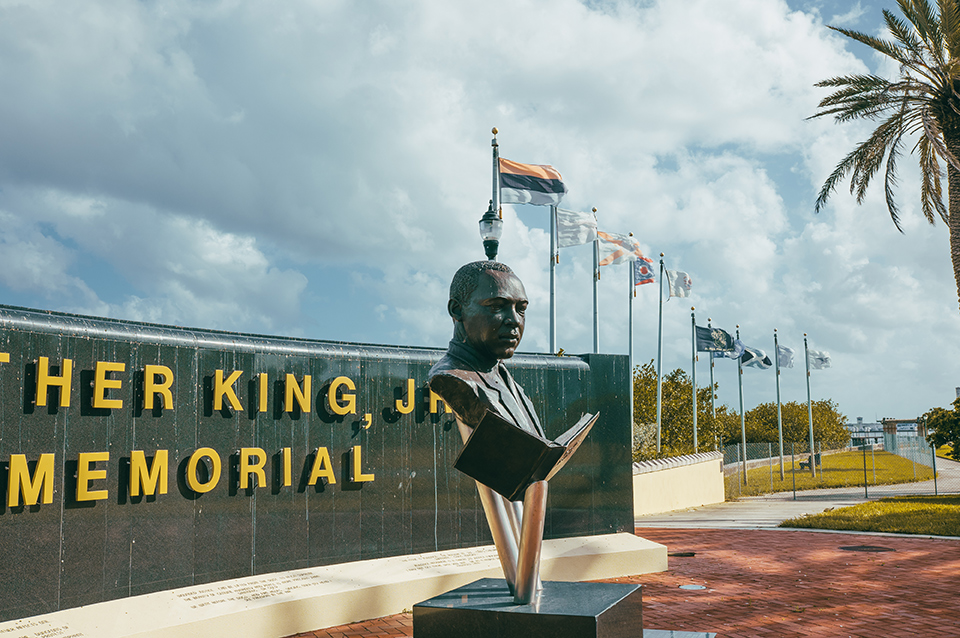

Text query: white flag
(665, 270), (692, 298)
(777, 345), (795, 368)
(807, 349), (831, 370)
(556, 208), (597, 248)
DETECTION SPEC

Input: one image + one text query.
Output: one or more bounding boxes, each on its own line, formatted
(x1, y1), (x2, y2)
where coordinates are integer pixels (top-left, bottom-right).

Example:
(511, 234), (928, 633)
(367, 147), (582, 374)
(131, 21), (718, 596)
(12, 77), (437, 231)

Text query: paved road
(636, 455), (960, 530)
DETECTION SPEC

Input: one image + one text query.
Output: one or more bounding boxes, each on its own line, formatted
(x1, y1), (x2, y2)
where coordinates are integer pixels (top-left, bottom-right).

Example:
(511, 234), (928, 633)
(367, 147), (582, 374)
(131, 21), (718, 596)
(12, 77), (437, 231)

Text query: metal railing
(722, 437), (953, 500)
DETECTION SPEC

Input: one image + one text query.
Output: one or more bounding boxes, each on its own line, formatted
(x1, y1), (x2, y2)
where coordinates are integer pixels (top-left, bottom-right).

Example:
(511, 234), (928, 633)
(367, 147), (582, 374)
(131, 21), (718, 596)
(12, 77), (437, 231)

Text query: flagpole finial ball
(492, 127), (498, 135)
(660, 252), (664, 257)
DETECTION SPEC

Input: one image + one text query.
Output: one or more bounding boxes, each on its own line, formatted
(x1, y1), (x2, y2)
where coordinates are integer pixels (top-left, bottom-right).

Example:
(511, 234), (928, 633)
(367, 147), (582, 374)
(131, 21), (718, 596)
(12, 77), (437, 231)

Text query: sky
(0, 0), (956, 424)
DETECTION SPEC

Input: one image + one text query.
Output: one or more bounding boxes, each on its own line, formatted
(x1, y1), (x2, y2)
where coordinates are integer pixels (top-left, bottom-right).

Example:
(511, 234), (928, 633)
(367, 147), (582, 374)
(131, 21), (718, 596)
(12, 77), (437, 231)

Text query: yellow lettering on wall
(258, 373), (269, 413)
(307, 447), (336, 485)
(0, 352), (9, 363)
(93, 361), (125, 409)
(130, 450), (169, 497)
(351, 445), (375, 482)
(239, 447), (267, 489)
(7, 454), (55, 507)
(395, 378), (415, 414)
(186, 448), (221, 493)
(282, 447), (292, 487)
(36, 356), (73, 407)
(214, 370), (243, 411)
(284, 374), (312, 413)
(327, 376), (356, 415)
(77, 452), (109, 501)
(144, 365), (174, 410)
(429, 389), (452, 414)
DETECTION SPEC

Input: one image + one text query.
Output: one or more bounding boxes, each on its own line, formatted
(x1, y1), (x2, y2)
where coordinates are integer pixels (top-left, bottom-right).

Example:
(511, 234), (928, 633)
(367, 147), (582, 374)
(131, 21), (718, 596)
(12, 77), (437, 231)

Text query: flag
(714, 339), (745, 359)
(665, 270), (692, 298)
(499, 158), (567, 206)
(741, 345), (773, 369)
(695, 326), (735, 352)
(597, 231), (646, 266)
(633, 258), (655, 285)
(777, 345), (795, 368)
(556, 208), (597, 247)
(807, 349), (831, 370)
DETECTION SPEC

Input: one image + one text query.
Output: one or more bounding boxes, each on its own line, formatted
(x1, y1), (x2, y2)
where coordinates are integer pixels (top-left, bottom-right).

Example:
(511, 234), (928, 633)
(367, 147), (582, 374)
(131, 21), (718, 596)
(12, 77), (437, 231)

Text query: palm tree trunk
(949, 138), (960, 310)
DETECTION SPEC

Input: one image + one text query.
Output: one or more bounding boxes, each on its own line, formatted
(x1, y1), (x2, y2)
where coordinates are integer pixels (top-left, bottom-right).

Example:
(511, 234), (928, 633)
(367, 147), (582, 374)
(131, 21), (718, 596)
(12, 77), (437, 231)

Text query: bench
(798, 453), (821, 470)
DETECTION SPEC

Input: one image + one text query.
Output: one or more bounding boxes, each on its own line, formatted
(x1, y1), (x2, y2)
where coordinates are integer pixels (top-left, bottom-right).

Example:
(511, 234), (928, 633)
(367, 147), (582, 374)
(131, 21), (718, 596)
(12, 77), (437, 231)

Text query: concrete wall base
(0, 533), (666, 638)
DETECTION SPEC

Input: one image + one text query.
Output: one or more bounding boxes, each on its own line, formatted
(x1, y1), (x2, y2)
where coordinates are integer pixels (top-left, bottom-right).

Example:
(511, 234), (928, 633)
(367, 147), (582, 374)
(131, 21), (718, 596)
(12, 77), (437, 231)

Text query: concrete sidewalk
(638, 455), (960, 530)
(634, 490), (870, 529)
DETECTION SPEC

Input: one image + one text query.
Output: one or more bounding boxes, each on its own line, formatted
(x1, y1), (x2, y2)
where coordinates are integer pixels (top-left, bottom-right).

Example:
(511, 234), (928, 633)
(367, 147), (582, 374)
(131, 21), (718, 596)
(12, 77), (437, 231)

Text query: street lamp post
(479, 199), (503, 261)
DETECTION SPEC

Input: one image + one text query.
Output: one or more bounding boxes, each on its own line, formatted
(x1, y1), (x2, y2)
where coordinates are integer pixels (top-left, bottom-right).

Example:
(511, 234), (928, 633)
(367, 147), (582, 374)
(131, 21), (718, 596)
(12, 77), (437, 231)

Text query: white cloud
(0, 0), (955, 422)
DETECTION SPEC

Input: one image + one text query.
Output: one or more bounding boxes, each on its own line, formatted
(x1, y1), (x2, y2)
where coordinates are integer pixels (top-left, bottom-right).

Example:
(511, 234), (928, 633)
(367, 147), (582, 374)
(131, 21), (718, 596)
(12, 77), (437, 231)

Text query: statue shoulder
(428, 359), (487, 426)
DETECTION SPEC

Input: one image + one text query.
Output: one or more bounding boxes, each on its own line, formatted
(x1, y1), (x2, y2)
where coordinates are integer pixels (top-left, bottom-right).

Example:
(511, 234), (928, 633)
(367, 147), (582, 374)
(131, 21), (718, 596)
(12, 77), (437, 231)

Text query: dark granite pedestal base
(413, 578), (643, 638)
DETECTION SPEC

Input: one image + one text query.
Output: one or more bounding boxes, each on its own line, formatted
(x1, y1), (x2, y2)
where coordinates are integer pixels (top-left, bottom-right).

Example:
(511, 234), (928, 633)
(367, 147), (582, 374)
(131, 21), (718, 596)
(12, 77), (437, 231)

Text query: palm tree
(811, 0), (960, 308)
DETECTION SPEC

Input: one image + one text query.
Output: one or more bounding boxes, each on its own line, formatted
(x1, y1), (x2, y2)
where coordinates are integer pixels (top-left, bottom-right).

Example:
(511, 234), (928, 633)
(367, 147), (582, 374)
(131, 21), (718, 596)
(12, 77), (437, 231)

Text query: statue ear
(448, 299), (462, 322)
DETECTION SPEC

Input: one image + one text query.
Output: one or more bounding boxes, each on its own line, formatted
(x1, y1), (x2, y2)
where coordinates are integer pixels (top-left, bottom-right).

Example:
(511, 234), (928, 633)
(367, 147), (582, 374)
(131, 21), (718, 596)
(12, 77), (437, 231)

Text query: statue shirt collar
(446, 339), (499, 373)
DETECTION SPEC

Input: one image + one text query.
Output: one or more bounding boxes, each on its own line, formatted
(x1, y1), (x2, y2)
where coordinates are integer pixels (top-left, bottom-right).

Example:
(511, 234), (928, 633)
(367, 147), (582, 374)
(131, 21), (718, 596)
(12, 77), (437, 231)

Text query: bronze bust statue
(428, 261), (548, 604)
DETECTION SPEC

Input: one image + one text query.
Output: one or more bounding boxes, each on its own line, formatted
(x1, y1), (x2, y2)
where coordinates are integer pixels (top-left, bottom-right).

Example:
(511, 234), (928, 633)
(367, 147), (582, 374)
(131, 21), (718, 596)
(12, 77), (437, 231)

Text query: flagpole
(491, 128), (500, 217)
(593, 209), (600, 354)
(628, 254), (635, 445)
(737, 325), (747, 482)
(774, 328), (785, 480)
(804, 333), (815, 477)
(656, 254), (664, 454)
(691, 306), (698, 453)
(708, 318), (716, 451)
(549, 205), (557, 354)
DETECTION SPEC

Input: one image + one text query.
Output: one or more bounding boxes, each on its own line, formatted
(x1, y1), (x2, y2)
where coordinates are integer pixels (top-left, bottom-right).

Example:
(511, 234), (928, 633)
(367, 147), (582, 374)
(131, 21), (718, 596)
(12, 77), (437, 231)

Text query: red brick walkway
(290, 528), (960, 638)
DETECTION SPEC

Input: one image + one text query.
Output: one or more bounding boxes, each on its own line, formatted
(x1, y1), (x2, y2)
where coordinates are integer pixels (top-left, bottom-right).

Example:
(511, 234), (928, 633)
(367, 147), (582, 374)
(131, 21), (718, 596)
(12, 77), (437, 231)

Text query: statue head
(448, 261), (528, 360)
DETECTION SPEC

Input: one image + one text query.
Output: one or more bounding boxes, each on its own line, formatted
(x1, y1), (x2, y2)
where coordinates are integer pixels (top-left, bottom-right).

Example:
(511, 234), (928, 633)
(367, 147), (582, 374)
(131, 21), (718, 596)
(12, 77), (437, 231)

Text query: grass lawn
(725, 449), (934, 498)
(780, 495), (960, 536)
(936, 444), (955, 460)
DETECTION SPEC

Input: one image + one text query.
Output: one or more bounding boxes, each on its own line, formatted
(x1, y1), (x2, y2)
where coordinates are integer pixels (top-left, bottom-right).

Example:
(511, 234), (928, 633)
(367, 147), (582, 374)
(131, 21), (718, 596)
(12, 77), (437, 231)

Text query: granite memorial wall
(0, 305), (632, 621)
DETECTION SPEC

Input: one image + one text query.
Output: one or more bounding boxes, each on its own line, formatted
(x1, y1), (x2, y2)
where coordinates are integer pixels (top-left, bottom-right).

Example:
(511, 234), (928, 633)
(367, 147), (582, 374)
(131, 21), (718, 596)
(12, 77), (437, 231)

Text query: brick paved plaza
(290, 528), (960, 638)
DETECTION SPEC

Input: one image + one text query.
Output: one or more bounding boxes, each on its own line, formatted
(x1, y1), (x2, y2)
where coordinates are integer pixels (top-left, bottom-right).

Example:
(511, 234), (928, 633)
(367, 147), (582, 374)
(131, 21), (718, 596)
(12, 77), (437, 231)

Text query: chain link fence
(723, 435), (958, 499)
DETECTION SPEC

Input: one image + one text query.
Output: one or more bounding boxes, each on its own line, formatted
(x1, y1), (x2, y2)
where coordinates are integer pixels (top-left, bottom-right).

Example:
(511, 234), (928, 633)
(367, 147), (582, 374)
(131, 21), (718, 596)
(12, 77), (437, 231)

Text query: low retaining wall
(633, 452), (725, 516)
(0, 533), (666, 638)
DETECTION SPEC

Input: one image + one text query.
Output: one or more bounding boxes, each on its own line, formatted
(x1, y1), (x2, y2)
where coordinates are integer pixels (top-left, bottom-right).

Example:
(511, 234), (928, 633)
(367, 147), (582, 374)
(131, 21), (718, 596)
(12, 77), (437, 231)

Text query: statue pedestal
(413, 578), (642, 638)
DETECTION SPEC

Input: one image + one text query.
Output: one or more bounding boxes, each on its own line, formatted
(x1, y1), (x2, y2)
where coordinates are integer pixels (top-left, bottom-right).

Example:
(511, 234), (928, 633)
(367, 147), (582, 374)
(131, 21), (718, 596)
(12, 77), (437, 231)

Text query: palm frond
(897, 0), (945, 64)
(883, 129), (905, 230)
(811, 75), (927, 122)
(815, 116), (900, 213)
(815, 145), (867, 213)
(918, 134), (949, 223)
(921, 109), (960, 171)
(828, 26), (912, 66)
(850, 113), (904, 204)
(938, 0), (960, 58)
(884, 8), (926, 58)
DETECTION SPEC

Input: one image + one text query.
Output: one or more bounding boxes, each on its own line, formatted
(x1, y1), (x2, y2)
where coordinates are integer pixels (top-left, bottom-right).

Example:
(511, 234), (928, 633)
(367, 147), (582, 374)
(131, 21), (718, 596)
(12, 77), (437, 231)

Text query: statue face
(457, 270), (528, 360)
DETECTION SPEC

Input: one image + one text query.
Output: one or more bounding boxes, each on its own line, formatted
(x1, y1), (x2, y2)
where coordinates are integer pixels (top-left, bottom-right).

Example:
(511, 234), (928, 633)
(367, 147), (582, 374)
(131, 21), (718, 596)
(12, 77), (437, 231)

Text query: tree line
(632, 360), (849, 461)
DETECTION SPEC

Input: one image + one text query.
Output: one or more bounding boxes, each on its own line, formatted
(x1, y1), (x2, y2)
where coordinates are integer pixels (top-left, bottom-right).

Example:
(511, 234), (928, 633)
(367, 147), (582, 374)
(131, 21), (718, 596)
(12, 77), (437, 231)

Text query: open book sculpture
(455, 410), (598, 502)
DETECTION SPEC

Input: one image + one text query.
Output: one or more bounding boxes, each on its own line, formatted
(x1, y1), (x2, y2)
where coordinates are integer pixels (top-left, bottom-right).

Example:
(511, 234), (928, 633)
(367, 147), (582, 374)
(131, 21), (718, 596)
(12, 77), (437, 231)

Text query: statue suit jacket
(428, 340), (545, 439)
